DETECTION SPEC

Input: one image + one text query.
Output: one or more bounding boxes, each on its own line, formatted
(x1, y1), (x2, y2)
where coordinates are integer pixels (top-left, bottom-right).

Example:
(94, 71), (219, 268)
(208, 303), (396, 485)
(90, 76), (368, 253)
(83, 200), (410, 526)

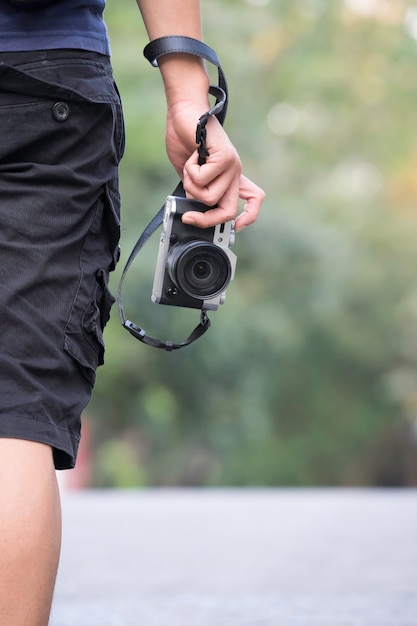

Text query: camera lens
(167, 240), (232, 300)
(193, 260), (211, 280)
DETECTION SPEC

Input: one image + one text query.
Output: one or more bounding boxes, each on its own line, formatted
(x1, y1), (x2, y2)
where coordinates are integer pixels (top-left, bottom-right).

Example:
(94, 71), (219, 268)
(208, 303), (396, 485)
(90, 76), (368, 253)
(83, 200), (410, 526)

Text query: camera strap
(117, 36), (228, 351)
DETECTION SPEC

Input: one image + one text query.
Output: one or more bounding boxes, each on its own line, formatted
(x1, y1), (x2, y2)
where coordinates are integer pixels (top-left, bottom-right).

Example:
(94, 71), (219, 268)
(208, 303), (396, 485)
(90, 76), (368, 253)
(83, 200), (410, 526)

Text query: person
(0, 1), (265, 624)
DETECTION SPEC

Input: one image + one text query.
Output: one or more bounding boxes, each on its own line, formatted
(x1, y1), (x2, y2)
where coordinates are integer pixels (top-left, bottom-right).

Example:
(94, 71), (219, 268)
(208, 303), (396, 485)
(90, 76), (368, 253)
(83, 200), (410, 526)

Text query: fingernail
(182, 216), (196, 225)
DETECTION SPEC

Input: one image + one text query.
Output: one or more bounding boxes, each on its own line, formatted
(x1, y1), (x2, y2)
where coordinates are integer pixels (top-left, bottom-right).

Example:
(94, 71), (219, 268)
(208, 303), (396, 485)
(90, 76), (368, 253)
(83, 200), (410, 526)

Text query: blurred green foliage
(87, 0), (417, 487)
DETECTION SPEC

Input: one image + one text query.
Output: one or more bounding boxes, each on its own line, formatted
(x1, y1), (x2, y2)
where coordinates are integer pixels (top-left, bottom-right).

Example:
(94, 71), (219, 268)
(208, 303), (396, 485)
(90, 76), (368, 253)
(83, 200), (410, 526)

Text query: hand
(165, 102), (265, 232)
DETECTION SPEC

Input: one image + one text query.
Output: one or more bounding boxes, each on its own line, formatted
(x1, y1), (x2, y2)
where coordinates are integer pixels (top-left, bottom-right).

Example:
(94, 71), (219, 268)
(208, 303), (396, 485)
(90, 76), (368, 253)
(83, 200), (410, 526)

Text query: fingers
(182, 168), (265, 231)
(179, 116), (265, 230)
(182, 144), (241, 207)
(182, 150), (239, 226)
(234, 176), (266, 231)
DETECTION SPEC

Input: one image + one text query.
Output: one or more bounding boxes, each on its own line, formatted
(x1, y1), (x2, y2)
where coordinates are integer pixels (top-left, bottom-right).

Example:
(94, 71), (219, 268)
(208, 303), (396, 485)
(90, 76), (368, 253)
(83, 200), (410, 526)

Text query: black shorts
(0, 49), (124, 469)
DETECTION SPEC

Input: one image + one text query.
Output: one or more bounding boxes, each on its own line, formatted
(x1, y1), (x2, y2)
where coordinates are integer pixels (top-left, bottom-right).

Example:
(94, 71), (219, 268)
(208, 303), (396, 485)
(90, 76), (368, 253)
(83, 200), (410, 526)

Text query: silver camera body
(152, 195), (237, 311)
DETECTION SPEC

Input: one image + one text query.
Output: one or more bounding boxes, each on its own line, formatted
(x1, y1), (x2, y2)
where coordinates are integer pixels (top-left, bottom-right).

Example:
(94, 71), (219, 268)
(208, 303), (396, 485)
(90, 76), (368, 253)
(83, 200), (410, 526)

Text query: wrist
(158, 54), (211, 110)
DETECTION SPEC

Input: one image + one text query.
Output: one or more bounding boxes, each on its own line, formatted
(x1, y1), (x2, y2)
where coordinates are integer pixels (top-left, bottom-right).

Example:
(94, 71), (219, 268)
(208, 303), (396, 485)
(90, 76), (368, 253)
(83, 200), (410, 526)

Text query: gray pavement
(51, 489), (417, 625)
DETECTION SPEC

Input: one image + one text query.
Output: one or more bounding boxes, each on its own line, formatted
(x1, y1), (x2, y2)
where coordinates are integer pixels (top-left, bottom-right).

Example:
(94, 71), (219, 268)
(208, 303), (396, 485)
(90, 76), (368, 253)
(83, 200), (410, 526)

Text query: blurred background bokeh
(72, 0), (417, 489)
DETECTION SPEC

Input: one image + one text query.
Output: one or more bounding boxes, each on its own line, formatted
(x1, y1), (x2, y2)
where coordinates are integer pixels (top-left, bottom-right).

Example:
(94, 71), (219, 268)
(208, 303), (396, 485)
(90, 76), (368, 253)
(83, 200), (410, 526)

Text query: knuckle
(203, 190), (219, 207)
(222, 209), (237, 223)
(258, 188), (266, 202)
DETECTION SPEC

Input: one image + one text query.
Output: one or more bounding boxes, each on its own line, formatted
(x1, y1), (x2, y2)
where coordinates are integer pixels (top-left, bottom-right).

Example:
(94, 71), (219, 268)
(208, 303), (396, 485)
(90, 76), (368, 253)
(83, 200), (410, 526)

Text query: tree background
(85, 0), (417, 487)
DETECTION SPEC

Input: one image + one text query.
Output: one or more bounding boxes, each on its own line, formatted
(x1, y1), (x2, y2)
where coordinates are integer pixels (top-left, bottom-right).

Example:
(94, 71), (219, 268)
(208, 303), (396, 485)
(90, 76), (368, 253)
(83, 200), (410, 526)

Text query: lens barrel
(167, 240), (232, 300)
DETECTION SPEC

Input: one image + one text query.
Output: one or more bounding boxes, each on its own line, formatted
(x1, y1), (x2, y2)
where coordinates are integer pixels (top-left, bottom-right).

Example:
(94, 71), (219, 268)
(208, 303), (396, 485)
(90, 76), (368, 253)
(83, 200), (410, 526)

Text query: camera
(152, 195), (237, 311)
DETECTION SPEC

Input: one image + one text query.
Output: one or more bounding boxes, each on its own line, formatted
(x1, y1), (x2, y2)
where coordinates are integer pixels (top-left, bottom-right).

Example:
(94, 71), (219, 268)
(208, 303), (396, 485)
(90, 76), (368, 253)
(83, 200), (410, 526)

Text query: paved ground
(51, 489), (417, 625)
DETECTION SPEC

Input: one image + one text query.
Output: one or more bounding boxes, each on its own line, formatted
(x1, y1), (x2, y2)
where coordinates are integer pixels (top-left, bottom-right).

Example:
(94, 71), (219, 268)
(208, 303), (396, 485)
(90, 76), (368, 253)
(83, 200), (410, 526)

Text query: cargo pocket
(105, 178), (121, 271)
(64, 187), (120, 387)
(64, 271), (115, 386)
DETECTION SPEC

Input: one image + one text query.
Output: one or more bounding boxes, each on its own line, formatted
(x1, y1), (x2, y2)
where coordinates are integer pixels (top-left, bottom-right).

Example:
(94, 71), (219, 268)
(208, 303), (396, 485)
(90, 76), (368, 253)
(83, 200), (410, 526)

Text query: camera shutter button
(52, 102), (70, 122)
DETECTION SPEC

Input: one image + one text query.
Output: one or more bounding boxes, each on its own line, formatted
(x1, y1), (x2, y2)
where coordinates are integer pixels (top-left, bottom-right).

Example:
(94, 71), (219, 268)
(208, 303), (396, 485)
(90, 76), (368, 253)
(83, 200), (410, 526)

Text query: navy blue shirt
(0, 0), (110, 54)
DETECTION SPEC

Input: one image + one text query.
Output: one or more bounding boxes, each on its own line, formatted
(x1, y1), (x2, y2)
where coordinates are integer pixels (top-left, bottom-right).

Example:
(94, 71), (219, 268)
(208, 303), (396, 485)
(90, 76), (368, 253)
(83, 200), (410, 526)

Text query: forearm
(136, 0), (210, 107)
(136, 0), (203, 41)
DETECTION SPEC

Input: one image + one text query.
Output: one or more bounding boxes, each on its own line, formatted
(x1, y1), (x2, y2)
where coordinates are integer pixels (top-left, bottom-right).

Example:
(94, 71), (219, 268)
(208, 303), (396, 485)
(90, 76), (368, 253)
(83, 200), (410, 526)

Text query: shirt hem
(0, 33), (110, 55)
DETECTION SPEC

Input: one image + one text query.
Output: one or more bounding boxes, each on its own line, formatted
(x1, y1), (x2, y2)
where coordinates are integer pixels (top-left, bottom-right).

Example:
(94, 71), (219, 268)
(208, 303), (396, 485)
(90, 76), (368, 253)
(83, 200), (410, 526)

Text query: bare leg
(0, 439), (62, 626)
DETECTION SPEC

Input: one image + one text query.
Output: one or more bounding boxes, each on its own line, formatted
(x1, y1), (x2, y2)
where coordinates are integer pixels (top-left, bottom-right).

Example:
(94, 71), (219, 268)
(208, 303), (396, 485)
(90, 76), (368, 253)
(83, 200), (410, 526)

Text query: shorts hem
(0, 414), (79, 470)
